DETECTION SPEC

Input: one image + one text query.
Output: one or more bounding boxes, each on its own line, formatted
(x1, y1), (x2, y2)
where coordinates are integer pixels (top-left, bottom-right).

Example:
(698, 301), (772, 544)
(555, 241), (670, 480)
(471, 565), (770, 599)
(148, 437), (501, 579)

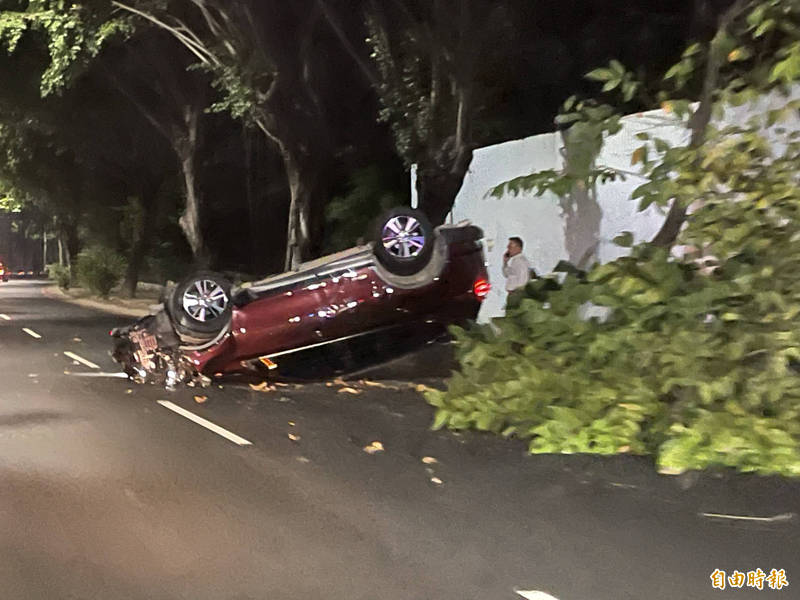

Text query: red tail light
(473, 279), (491, 299)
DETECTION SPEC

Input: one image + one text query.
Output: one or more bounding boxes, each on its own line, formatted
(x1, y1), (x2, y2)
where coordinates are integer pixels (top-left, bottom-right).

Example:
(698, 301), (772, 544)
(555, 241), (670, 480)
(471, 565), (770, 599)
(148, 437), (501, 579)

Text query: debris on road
(700, 512), (794, 523)
(249, 381), (275, 392)
(194, 395), (208, 404)
(338, 386), (362, 395)
(363, 441), (384, 455)
(360, 379), (402, 391)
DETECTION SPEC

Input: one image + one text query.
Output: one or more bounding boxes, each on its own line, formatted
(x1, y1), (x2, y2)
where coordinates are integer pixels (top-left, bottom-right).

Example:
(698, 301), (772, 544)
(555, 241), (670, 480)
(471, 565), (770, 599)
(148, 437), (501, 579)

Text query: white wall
(443, 86), (800, 323)
(449, 132), (564, 322)
(449, 106), (692, 322)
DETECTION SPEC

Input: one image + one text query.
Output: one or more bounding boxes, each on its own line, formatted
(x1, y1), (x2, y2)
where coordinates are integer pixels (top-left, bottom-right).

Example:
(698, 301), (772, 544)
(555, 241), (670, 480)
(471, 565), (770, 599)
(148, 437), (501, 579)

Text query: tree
(111, 0), (338, 270)
(364, 0), (503, 226)
(428, 0), (800, 477)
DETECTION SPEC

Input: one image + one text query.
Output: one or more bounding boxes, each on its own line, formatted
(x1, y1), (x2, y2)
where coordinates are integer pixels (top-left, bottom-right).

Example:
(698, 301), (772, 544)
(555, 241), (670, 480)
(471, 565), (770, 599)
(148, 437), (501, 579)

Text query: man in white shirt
(502, 237), (531, 302)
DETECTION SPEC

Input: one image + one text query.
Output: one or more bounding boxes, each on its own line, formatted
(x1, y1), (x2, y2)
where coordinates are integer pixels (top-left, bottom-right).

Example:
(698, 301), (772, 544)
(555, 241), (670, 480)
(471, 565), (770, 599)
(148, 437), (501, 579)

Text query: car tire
(166, 271), (233, 339)
(372, 207), (435, 276)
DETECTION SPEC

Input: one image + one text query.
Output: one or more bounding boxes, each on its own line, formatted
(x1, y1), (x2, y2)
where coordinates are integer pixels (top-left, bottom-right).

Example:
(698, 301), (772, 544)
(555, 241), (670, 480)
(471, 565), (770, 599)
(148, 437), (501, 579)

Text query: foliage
(429, 227), (800, 476)
(431, 0), (800, 477)
(47, 261), (70, 289)
(489, 99), (626, 199)
(323, 165), (407, 253)
(0, 0), (131, 96)
(75, 244), (126, 297)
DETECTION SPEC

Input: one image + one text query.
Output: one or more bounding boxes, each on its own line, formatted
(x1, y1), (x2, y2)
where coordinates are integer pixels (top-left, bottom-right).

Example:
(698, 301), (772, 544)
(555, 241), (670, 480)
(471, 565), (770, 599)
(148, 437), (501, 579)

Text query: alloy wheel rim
(182, 280), (228, 322)
(382, 216), (426, 259)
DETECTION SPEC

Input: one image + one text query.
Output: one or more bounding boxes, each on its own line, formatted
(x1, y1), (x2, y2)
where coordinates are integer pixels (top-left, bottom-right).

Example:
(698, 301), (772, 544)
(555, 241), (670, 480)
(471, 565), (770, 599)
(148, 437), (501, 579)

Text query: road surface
(1, 280), (798, 599)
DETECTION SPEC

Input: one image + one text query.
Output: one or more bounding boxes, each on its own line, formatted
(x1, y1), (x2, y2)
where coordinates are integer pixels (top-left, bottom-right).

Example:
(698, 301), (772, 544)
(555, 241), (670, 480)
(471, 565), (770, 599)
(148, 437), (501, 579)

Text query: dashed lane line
(157, 401), (253, 446)
(64, 351), (101, 370)
(22, 328), (42, 339)
(516, 592), (559, 600)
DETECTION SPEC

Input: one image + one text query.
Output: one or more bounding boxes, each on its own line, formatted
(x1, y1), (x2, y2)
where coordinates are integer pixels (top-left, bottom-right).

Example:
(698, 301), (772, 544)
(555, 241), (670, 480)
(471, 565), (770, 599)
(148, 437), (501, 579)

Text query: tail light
(473, 279), (491, 299)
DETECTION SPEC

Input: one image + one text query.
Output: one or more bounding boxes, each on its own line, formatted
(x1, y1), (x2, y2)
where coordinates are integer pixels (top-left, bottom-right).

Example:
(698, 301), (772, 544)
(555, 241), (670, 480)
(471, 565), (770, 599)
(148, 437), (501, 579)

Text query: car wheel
(166, 271), (233, 339)
(372, 207), (434, 276)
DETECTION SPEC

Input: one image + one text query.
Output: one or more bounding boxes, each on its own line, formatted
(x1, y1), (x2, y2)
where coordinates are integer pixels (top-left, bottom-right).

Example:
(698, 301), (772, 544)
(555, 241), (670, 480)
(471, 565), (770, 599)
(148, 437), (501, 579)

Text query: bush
(47, 263), (71, 290)
(324, 165), (408, 253)
(75, 246), (127, 298)
(427, 240), (800, 477)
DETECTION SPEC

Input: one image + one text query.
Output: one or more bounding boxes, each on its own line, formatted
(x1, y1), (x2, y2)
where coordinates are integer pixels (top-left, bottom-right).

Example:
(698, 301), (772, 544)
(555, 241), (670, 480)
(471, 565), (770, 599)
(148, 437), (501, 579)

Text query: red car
(112, 209), (490, 386)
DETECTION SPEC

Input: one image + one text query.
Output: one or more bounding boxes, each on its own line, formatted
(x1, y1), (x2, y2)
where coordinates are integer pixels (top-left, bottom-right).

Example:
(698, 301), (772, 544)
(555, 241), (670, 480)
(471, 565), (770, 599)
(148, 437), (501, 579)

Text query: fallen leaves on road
(430, 477), (443, 485)
(338, 386), (362, 395)
(360, 379), (401, 391)
(194, 395), (208, 404)
(249, 381), (275, 392)
(288, 433), (301, 442)
(658, 466), (685, 476)
(421, 456), (438, 465)
(363, 441), (384, 455)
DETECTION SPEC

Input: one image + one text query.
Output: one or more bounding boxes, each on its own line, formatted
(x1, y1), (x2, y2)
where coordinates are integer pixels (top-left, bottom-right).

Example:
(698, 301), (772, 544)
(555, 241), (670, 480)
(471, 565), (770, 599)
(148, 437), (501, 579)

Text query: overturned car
(111, 209), (490, 387)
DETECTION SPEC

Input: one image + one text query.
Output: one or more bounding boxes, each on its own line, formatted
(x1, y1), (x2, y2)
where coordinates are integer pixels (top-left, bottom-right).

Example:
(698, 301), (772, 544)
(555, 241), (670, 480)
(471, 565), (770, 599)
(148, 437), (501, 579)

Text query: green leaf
(431, 410), (449, 431)
(613, 231), (634, 248)
(586, 68), (614, 82)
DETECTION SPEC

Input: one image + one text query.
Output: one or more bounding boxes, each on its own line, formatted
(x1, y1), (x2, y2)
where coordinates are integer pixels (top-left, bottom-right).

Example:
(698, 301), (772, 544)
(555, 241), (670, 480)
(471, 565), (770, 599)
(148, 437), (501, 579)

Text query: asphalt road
(1, 280), (798, 600)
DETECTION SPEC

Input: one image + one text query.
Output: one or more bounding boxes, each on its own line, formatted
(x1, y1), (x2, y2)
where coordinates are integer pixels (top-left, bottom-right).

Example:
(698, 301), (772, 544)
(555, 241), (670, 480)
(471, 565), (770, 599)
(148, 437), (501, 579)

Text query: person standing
(502, 236), (531, 303)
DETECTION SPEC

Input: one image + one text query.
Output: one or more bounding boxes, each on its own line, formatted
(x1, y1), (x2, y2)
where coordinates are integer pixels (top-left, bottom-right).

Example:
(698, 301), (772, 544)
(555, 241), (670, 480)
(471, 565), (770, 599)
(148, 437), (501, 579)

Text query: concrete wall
(447, 86), (800, 323)
(449, 106), (689, 322)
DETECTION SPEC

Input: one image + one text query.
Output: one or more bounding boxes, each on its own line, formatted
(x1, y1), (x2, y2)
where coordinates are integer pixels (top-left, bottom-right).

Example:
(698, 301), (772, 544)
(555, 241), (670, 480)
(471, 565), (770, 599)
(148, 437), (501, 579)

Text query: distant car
(0, 261), (8, 282)
(112, 208), (490, 386)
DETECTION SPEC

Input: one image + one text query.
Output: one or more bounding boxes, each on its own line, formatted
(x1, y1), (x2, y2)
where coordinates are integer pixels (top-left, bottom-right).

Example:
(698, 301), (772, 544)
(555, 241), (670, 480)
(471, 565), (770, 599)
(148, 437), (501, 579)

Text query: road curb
(41, 285), (155, 319)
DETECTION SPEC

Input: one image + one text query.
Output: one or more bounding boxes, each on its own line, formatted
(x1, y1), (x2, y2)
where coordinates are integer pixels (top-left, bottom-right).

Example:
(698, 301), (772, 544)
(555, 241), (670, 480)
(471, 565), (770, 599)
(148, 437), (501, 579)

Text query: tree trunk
(650, 0), (746, 248)
(416, 145), (474, 226)
(63, 222), (80, 278)
(123, 185), (159, 298)
(283, 149), (315, 271)
(178, 154), (207, 267)
(175, 105), (208, 268)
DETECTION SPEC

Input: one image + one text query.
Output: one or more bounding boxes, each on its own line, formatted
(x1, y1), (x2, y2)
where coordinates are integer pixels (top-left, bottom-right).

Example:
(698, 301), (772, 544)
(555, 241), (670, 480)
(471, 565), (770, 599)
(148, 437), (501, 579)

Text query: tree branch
(111, 0), (218, 66)
(316, 0), (378, 86)
(651, 0), (748, 248)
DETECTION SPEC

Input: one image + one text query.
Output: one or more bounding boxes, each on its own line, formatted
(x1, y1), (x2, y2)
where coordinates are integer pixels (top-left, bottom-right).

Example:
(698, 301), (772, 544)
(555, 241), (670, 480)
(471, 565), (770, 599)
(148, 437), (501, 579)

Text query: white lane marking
(516, 592), (559, 600)
(22, 328), (42, 339)
(157, 401), (252, 446)
(63, 351), (101, 370)
(701, 512), (794, 522)
(0, 313), (10, 320)
(66, 371), (129, 378)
